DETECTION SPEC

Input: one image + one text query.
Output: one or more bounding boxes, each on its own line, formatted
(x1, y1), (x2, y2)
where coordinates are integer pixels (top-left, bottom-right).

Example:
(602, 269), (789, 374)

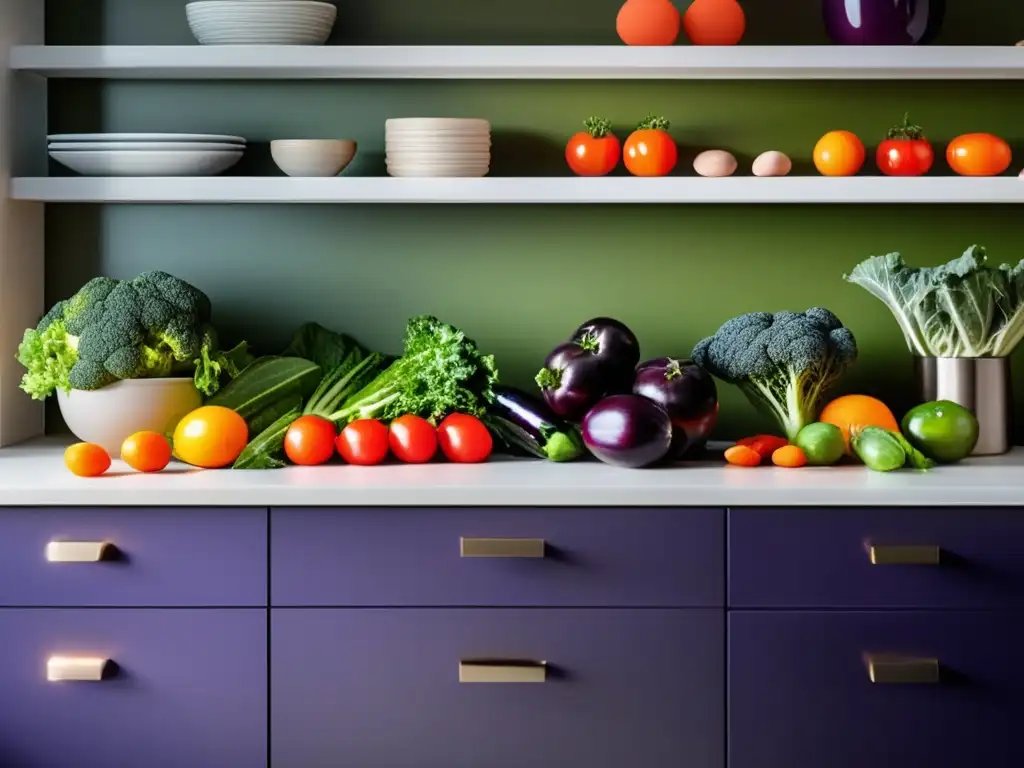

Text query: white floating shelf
(10, 177), (1024, 204)
(10, 45), (1024, 80)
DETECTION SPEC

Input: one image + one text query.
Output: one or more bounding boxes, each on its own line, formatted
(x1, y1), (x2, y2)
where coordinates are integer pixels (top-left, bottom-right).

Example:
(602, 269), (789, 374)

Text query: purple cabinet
(272, 608), (724, 768)
(729, 611), (1024, 768)
(729, 507), (1024, 608)
(0, 608), (267, 767)
(0, 507), (267, 607)
(271, 507), (724, 607)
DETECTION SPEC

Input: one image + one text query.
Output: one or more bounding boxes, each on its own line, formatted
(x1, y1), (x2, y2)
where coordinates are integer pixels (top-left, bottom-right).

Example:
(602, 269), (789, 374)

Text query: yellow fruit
(172, 406), (248, 469)
(820, 395), (900, 451)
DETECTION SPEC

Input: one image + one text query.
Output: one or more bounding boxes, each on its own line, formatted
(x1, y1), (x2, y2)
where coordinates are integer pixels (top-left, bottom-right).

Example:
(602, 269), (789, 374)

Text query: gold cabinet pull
(460, 537), (545, 558)
(47, 656), (111, 682)
(864, 654), (940, 684)
(45, 541), (114, 563)
(867, 544), (941, 565)
(459, 659), (547, 684)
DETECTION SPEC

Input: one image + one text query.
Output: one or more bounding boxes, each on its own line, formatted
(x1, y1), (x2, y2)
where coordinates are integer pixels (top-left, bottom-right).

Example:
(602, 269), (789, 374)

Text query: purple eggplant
(572, 318), (641, 370)
(633, 357), (719, 457)
(581, 394), (673, 469)
(822, 0), (944, 45)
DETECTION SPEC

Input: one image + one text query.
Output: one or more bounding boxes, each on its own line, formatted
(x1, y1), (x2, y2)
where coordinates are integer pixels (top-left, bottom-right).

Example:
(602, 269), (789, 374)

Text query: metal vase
(914, 357), (1013, 456)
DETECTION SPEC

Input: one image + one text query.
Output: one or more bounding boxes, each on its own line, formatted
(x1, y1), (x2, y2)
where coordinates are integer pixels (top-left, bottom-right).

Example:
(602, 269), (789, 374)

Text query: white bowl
(57, 379), (202, 457)
(49, 141), (244, 152)
(386, 150), (491, 159)
(50, 149), (243, 177)
(271, 139), (356, 177)
(186, 1), (337, 45)
(385, 118), (490, 131)
(48, 132), (246, 144)
(386, 165), (490, 178)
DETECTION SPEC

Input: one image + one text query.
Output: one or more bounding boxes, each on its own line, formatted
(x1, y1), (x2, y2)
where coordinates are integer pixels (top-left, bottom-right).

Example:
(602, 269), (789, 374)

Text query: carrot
(772, 445), (808, 468)
(737, 434), (789, 458)
(725, 445), (762, 467)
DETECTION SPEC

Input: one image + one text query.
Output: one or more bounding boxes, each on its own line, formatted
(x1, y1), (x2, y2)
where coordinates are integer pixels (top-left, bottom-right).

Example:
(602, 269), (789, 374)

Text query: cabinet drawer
(272, 608), (723, 768)
(729, 507), (1024, 608)
(0, 508), (267, 606)
(729, 611), (1024, 768)
(271, 507), (723, 607)
(0, 608), (267, 768)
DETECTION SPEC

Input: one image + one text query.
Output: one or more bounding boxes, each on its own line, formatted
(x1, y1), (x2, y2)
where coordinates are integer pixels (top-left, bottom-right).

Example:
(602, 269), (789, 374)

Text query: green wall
(44, 1), (1024, 438)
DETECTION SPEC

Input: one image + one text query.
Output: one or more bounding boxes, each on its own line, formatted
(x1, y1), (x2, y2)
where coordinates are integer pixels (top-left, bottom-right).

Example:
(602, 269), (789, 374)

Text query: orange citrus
(813, 130), (866, 177)
(121, 430), (173, 473)
(64, 442), (111, 477)
(172, 406), (248, 469)
(819, 395), (900, 451)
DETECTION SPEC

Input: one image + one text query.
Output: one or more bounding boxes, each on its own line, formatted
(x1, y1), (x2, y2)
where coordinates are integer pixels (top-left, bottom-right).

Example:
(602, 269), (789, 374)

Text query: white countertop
(0, 438), (1021, 507)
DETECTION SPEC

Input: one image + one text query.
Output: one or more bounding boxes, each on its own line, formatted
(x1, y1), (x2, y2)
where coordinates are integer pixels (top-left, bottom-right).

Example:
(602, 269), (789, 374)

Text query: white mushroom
(693, 149), (738, 178)
(752, 151), (793, 177)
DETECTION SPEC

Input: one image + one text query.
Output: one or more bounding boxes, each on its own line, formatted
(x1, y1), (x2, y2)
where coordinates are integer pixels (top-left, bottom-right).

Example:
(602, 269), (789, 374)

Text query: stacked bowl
(385, 119), (491, 178)
(47, 133), (246, 177)
(186, 1), (338, 45)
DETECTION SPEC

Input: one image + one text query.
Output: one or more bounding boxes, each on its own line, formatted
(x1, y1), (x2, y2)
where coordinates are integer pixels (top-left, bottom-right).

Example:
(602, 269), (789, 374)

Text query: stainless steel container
(914, 357), (1013, 456)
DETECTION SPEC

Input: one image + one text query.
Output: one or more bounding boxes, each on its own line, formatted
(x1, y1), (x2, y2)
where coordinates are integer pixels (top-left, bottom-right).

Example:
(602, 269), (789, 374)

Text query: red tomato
(336, 419), (390, 466)
(437, 413), (493, 464)
(389, 415), (438, 464)
(946, 133), (1012, 177)
(876, 114), (934, 176)
(565, 116), (621, 177)
(623, 115), (678, 177)
(284, 415), (337, 466)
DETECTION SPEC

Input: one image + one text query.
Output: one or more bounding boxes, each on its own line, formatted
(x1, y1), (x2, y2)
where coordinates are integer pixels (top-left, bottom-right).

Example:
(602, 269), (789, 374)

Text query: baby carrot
(725, 445), (762, 467)
(772, 445), (808, 468)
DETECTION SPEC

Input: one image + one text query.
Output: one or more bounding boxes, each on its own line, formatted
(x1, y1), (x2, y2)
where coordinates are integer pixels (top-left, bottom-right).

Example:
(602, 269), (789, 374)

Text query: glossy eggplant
(484, 385), (585, 462)
(633, 357), (719, 456)
(571, 317), (641, 370)
(535, 342), (610, 421)
(581, 394), (673, 469)
(822, 0), (945, 45)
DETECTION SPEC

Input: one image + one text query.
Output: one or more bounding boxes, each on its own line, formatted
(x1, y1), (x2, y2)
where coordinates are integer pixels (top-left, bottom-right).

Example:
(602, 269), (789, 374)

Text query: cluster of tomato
(284, 412), (492, 467)
(815, 116), (1012, 178)
(565, 115), (678, 177)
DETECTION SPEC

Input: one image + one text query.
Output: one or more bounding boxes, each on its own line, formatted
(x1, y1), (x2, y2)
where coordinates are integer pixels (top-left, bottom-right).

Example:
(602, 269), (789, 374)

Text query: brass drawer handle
(460, 537), (545, 558)
(47, 656), (112, 682)
(864, 654), (940, 684)
(459, 659), (547, 684)
(867, 544), (941, 565)
(46, 541), (115, 563)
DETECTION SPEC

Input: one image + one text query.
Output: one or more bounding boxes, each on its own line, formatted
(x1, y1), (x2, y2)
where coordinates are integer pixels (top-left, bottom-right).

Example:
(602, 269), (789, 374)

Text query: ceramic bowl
(57, 378), (202, 456)
(49, 149), (243, 177)
(186, 1), (337, 45)
(271, 139), (357, 177)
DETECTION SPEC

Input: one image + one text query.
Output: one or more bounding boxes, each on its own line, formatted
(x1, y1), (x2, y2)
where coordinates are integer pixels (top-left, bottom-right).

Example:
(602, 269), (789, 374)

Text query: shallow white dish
(49, 133), (246, 144)
(50, 149), (243, 177)
(271, 139), (356, 177)
(57, 378), (202, 457)
(186, 0), (337, 45)
(49, 141), (244, 152)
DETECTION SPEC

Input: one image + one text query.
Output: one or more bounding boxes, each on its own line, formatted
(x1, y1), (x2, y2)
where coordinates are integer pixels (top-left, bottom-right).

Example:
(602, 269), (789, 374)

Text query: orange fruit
(121, 430), (173, 473)
(819, 395), (900, 451)
(813, 130), (866, 177)
(64, 442), (111, 477)
(172, 406), (248, 469)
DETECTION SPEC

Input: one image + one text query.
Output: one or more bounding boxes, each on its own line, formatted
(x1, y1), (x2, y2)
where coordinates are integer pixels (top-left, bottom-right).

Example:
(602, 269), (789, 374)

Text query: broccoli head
(17, 271), (244, 400)
(692, 308), (858, 441)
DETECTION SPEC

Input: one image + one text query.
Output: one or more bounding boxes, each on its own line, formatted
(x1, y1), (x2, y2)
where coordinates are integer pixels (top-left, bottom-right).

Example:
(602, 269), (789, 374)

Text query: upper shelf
(10, 45), (1024, 80)
(11, 177), (1024, 204)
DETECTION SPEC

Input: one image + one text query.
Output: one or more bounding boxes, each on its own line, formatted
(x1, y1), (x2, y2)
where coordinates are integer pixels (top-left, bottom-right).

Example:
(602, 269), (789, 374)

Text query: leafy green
(692, 308), (858, 441)
(845, 245), (1024, 358)
(282, 322), (367, 372)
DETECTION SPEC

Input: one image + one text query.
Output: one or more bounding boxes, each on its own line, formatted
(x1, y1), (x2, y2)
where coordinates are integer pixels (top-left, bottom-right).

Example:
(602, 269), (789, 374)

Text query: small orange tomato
(813, 130), (866, 177)
(64, 442), (111, 477)
(946, 133), (1012, 177)
(173, 406), (249, 469)
(623, 115), (678, 177)
(565, 116), (621, 177)
(121, 431), (172, 473)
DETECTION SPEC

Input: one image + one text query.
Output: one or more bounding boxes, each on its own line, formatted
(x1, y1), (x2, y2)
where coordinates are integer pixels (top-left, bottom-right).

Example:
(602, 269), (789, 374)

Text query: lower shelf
(11, 176), (1024, 204)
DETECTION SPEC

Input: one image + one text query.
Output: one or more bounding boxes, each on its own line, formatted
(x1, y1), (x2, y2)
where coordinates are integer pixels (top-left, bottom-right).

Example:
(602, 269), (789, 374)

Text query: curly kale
(17, 271), (247, 399)
(692, 308), (858, 441)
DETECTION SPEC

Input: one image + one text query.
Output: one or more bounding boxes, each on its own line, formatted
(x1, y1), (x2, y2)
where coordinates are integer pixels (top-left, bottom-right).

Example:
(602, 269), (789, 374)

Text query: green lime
(901, 400), (979, 463)
(794, 422), (846, 466)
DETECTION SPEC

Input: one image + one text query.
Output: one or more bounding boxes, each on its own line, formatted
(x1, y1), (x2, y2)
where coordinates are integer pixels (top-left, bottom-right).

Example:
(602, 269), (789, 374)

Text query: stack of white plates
(48, 134), (247, 177)
(186, 1), (337, 45)
(385, 118), (491, 178)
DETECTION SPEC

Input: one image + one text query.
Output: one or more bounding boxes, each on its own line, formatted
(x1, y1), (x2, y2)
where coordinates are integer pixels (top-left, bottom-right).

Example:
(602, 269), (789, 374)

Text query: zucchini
(205, 356), (322, 422)
(484, 385), (585, 462)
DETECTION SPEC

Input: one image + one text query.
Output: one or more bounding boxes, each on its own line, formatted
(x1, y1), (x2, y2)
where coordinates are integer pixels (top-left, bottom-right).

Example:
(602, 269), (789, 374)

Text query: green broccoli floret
(692, 308), (858, 441)
(17, 271), (245, 400)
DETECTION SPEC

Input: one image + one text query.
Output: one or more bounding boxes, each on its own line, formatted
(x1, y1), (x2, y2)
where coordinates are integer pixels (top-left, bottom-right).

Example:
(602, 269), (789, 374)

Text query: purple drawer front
(0, 508), (267, 607)
(729, 507), (1024, 608)
(271, 507), (724, 607)
(729, 611), (1024, 768)
(0, 608), (267, 768)
(272, 608), (723, 768)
